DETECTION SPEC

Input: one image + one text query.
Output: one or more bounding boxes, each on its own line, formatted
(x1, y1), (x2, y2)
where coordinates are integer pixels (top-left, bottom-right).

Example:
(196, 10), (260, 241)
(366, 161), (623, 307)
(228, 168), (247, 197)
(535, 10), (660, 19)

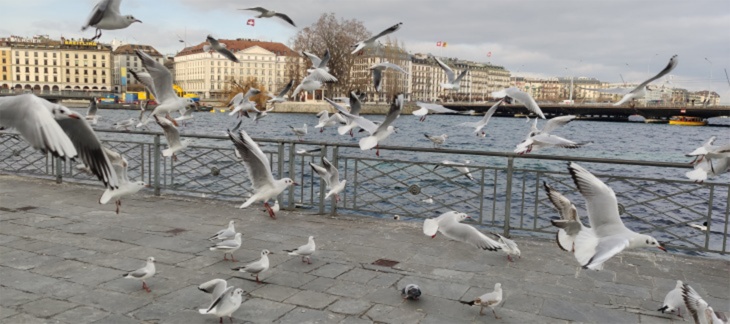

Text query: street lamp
(704, 58), (712, 104)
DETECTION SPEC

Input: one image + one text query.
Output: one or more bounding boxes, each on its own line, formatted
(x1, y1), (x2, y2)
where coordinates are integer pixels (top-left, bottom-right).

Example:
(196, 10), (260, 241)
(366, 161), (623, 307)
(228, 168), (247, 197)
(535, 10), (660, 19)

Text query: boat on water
(669, 116), (707, 126)
(644, 118), (669, 124)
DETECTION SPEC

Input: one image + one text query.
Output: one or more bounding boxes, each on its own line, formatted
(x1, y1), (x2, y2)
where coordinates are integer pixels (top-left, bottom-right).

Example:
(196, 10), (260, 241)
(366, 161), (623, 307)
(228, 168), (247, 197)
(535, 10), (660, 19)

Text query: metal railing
(1, 129), (727, 255)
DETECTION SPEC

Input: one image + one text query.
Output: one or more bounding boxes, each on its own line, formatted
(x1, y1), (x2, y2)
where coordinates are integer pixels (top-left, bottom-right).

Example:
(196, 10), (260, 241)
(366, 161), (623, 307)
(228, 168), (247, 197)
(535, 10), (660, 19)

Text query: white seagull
(686, 136), (730, 164)
(412, 102), (460, 122)
(433, 160), (476, 182)
(99, 147), (146, 214)
(85, 98), (100, 125)
(686, 156), (730, 183)
(232, 250), (272, 284)
(113, 118), (136, 130)
(658, 280), (685, 318)
(284, 236), (316, 264)
(0, 94), (117, 188)
(302, 50), (331, 73)
(422, 211), (502, 251)
(352, 22), (403, 54)
(613, 55), (679, 106)
(123, 257), (155, 292)
(688, 222), (708, 232)
(154, 115), (189, 161)
(198, 279), (229, 304)
(209, 220), (236, 241)
(136, 50), (196, 119)
(314, 110), (345, 133)
(267, 79), (295, 107)
(544, 182), (586, 252)
(493, 233), (521, 262)
(514, 115), (591, 154)
(301, 49), (337, 83)
(309, 157), (347, 202)
(209, 232), (243, 262)
(328, 94), (403, 156)
(327, 91), (364, 136)
(291, 75), (323, 99)
(431, 55), (468, 90)
(228, 130), (298, 219)
(82, 0), (141, 41)
(228, 88), (261, 117)
(204, 35), (239, 63)
(240, 7), (296, 27)
(370, 61), (409, 92)
(289, 124), (308, 141)
(568, 162), (666, 271)
(424, 134), (448, 149)
(493, 87), (545, 119)
(458, 100), (502, 136)
(198, 287), (244, 324)
(682, 283), (727, 324)
(460, 283), (503, 319)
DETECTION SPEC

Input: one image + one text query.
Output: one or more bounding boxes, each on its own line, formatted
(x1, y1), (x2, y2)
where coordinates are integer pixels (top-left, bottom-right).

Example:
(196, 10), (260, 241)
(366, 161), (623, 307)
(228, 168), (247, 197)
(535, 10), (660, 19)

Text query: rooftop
(176, 38), (298, 58)
(113, 44), (163, 57)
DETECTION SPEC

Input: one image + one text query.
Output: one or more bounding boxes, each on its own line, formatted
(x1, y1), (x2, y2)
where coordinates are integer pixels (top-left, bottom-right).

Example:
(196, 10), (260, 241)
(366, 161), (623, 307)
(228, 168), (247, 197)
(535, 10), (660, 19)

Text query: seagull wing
(307, 68), (338, 82)
(568, 162), (625, 234)
(217, 47), (240, 63)
(206, 286), (235, 313)
(129, 70), (157, 99)
(322, 157), (340, 185)
(374, 62), (409, 74)
(324, 98), (377, 134)
(633, 55), (678, 93)
(444, 223), (502, 251)
(274, 12), (296, 27)
(423, 218), (440, 237)
(0, 95), (77, 160)
(368, 22), (403, 42)
(533, 134), (588, 148)
(376, 94), (403, 132)
(309, 162), (332, 187)
(154, 115), (182, 149)
(416, 102), (457, 114)
(277, 80), (294, 98)
(318, 49), (331, 69)
(126, 267), (149, 279)
(460, 99), (502, 132)
(453, 69), (469, 84)
(431, 55), (455, 82)
(348, 91), (362, 115)
(543, 182), (578, 222)
(541, 115), (576, 134)
(372, 68), (383, 92)
(228, 130), (275, 191)
(582, 235), (630, 269)
(136, 50), (176, 105)
(505, 87), (545, 119)
(302, 51), (321, 68)
(82, 0), (111, 29)
(682, 283), (709, 324)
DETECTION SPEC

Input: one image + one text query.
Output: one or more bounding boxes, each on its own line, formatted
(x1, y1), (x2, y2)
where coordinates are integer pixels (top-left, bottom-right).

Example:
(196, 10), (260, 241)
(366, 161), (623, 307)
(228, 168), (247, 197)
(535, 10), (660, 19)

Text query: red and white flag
(487, 51), (492, 57)
(246, 19), (255, 26)
(436, 41), (442, 47)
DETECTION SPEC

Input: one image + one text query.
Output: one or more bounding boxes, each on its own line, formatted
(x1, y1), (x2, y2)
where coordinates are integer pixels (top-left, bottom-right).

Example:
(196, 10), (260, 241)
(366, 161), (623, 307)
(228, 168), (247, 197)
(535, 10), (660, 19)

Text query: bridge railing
(0, 89), (113, 98)
(1, 129), (727, 255)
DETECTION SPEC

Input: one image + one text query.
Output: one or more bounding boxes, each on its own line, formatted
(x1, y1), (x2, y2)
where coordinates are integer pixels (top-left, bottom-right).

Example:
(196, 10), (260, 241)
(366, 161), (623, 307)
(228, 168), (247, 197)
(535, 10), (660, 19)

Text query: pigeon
(240, 7), (296, 27)
(284, 236), (316, 264)
(424, 134), (448, 149)
(352, 22), (403, 54)
(198, 286), (244, 324)
(493, 233), (521, 262)
(460, 283), (503, 319)
(401, 284), (422, 300)
(82, 0), (141, 41)
(544, 182), (586, 252)
(658, 280), (685, 318)
(232, 250), (272, 284)
(210, 233), (243, 262)
(209, 220), (236, 241)
(123, 257), (155, 292)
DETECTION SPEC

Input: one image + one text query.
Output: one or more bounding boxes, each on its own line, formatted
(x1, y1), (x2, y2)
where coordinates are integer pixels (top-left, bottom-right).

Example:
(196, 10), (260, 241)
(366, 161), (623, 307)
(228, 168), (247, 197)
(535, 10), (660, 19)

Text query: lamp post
(564, 67), (573, 104)
(704, 57), (712, 105)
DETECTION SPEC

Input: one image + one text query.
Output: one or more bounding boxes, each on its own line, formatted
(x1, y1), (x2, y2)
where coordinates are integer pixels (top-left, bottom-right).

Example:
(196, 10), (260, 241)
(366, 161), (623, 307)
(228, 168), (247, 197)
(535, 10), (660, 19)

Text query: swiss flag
(436, 41), (442, 47)
(246, 19), (255, 26)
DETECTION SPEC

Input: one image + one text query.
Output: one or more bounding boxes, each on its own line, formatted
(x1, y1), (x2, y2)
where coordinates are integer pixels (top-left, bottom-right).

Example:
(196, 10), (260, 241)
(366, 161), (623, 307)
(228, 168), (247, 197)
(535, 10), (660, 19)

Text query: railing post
(503, 157), (514, 236)
(704, 185), (714, 251)
(317, 145), (328, 214)
(277, 142), (284, 203)
(287, 142), (296, 210)
(55, 157), (63, 184)
(153, 135), (161, 196)
(330, 146), (339, 216)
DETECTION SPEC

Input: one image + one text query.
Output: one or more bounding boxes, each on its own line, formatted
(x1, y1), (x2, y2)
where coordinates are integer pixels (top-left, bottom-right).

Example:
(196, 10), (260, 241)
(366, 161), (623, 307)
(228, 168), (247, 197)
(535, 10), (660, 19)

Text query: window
(93, 55), (96, 60)
(25, 75), (29, 81)
(84, 78), (88, 83)
(102, 79), (106, 83)
(44, 68), (47, 73)
(53, 76), (57, 82)
(25, 67), (29, 72)
(74, 54), (78, 59)
(25, 51), (28, 56)
(75, 78), (79, 83)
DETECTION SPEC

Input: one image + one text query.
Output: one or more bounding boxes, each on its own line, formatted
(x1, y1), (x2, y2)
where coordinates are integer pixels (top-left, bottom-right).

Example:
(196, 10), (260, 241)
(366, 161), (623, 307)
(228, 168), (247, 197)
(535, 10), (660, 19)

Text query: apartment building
(111, 44), (165, 92)
(0, 45), (10, 86)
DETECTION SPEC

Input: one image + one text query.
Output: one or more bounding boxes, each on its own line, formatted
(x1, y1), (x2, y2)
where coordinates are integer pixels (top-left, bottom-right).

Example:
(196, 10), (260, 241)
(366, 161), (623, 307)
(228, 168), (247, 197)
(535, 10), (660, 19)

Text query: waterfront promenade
(0, 175), (728, 323)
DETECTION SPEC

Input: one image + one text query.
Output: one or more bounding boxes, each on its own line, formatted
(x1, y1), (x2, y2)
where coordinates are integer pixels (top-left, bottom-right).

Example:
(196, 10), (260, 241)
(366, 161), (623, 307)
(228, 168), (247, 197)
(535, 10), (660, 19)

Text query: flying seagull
(82, 0), (141, 41)
(136, 50), (196, 119)
(204, 35), (240, 63)
(514, 116), (591, 154)
(329, 94), (403, 156)
(412, 102), (459, 122)
(431, 54), (468, 90)
(458, 100), (502, 136)
(544, 182), (586, 252)
(240, 7), (296, 27)
(493, 87), (546, 119)
(613, 55), (679, 106)
(154, 115), (190, 161)
(370, 61), (409, 92)
(309, 157), (346, 202)
(422, 211), (502, 251)
(352, 22), (403, 54)
(267, 79), (295, 106)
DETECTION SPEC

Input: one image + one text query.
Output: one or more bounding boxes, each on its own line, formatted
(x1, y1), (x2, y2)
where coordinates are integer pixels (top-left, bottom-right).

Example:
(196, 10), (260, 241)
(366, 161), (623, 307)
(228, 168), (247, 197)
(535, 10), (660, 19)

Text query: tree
(289, 13), (372, 98)
(223, 76), (269, 110)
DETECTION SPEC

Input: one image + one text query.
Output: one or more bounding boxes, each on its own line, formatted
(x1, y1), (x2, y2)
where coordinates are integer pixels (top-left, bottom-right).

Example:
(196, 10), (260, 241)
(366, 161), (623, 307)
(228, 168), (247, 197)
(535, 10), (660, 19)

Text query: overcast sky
(3, 0), (729, 102)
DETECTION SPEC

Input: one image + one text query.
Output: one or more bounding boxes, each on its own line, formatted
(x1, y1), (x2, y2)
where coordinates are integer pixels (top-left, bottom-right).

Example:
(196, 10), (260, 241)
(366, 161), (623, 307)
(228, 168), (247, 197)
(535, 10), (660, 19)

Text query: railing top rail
(91, 128), (699, 170)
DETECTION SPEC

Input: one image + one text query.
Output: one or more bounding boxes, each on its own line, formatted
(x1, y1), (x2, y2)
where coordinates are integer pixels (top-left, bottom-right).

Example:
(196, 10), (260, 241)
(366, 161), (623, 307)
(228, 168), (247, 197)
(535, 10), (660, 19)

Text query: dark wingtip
(459, 300), (475, 306)
(658, 306), (668, 313)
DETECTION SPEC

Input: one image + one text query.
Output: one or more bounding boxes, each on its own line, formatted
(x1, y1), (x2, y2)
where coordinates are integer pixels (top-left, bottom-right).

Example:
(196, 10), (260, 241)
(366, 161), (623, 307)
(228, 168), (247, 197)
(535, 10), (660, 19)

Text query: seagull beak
(657, 245), (667, 252)
(135, 19), (143, 23)
(68, 113), (81, 119)
(268, 252), (274, 254)
(144, 184), (152, 188)
(293, 182), (300, 186)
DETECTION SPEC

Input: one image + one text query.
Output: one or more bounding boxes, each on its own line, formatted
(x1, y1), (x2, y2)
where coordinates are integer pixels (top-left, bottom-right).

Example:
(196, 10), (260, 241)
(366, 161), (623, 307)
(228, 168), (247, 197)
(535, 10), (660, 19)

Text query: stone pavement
(0, 174), (728, 324)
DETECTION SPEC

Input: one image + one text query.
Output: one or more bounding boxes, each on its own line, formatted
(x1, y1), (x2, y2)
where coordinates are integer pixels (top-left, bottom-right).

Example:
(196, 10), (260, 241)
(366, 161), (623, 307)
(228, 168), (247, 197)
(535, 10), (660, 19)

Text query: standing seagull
(228, 130), (298, 219)
(568, 162), (666, 270)
(329, 94), (403, 156)
(493, 87), (546, 119)
(352, 22), (403, 54)
(289, 124), (308, 141)
(460, 283), (503, 319)
(614, 55), (679, 106)
(370, 61), (409, 92)
(458, 100), (502, 136)
(204, 35), (240, 63)
(209, 220), (236, 241)
(424, 134), (448, 149)
(136, 50), (196, 119)
(422, 211), (502, 251)
(493, 233), (521, 262)
(431, 55), (468, 90)
(544, 182), (586, 252)
(210, 233), (243, 262)
(309, 157), (347, 202)
(99, 147), (146, 214)
(240, 7), (296, 27)
(198, 287), (244, 324)
(284, 236), (316, 264)
(82, 0), (141, 41)
(123, 257), (155, 292)
(232, 250), (272, 284)
(154, 115), (189, 161)
(85, 98), (100, 125)
(658, 280), (685, 318)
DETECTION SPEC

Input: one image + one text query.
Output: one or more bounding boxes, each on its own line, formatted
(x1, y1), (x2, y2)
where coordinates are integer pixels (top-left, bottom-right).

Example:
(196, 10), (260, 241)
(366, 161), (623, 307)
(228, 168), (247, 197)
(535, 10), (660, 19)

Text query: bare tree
(289, 13), (372, 98)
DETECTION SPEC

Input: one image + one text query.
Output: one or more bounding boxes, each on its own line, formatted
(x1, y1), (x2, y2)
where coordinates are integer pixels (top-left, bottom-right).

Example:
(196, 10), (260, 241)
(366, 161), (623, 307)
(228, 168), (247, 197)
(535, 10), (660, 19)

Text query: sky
(2, 0), (729, 102)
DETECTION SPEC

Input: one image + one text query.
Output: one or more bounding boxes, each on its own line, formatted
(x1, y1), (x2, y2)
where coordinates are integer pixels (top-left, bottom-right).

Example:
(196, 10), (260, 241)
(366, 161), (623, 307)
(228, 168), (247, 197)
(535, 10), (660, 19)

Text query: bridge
(444, 102), (730, 120)
(0, 89), (113, 102)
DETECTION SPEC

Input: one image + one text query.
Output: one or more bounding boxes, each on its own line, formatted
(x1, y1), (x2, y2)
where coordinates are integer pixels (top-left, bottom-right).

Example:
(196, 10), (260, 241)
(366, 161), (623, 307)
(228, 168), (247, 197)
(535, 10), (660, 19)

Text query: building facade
(174, 38), (299, 100)
(111, 44), (165, 92)
(0, 44), (10, 86)
(0, 35), (112, 92)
